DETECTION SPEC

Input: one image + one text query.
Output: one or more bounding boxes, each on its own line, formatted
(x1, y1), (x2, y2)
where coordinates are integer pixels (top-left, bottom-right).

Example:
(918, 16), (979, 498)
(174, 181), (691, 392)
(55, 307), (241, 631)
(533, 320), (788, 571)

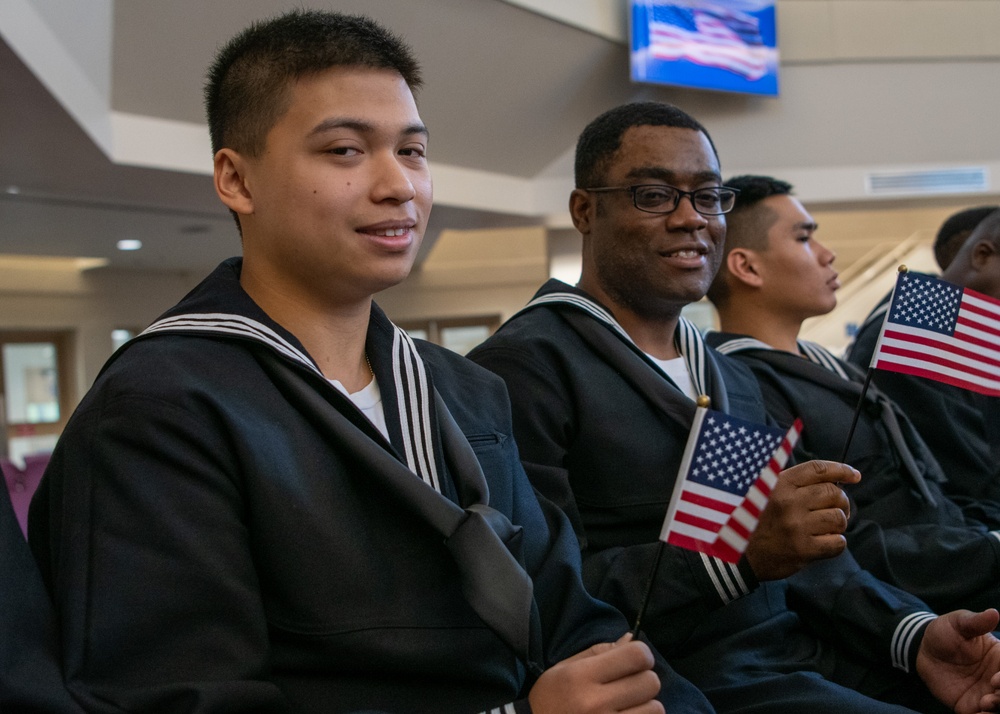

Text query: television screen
(630, 1), (779, 96)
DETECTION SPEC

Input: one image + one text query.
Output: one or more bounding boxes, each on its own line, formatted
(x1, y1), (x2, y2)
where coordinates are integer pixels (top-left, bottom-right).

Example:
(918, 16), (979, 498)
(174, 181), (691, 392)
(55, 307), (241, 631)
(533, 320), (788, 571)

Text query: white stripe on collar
(143, 312), (443, 492)
(521, 293), (752, 601)
(391, 326), (441, 491)
(522, 291), (711, 396)
(713, 334), (850, 381)
(142, 313), (318, 373)
(798, 341), (850, 380)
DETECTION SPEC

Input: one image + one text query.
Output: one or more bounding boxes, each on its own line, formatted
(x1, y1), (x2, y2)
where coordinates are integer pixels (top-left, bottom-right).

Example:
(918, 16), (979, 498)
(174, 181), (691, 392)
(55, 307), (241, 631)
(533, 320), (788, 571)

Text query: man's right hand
(527, 634), (663, 714)
(744, 460), (860, 581)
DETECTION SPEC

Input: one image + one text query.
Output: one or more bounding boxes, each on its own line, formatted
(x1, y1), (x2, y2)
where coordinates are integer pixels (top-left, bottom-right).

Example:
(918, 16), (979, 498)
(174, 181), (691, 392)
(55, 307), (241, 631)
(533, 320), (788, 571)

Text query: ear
(970, 239), (997, 269)
(726, 248), (764, 289)
(213, 148), (254, 216)
(569, 188), (595, 235)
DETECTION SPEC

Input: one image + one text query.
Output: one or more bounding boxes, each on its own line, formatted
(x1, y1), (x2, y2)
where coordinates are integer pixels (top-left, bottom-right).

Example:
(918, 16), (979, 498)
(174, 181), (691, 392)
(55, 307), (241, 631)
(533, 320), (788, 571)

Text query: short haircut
(966, 208), (1000, 249)
(706, 174), (793, 307)
(205, 10), (422, 158)
(723, 174), (793, 252)
(574, 101), (718, 188)
(933, 205), (999, 270)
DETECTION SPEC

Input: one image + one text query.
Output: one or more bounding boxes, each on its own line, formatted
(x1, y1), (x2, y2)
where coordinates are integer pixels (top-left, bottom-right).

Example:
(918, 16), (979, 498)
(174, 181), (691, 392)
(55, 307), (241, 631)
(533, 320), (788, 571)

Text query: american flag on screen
(870, 271), (1000, 396)
(648, 3), (768, 81)
(659, 407), (803, 563)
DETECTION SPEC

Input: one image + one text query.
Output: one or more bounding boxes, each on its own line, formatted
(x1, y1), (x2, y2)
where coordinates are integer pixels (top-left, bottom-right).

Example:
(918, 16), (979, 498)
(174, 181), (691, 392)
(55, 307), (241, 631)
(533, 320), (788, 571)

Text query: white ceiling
(1, 0), (999, 275)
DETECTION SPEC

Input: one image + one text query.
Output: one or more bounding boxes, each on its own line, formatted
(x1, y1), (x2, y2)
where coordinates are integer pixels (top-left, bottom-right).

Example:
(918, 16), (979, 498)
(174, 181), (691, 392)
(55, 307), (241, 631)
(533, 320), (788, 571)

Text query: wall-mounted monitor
(630, 1), (779, 96)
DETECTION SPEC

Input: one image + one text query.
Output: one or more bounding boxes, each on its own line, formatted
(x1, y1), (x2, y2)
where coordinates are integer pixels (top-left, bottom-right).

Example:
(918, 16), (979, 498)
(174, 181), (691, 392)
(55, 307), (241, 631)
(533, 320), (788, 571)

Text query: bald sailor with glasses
(470, 101), (1000, 714)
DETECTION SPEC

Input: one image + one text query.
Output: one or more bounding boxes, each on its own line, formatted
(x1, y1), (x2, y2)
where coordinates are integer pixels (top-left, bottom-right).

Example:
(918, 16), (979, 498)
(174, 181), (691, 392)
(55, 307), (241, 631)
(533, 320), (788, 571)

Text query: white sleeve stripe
(713, 557), (739, 599)
(892, 611), (936, 671)
(479, 704), (516, 714)
(700, 552), (734, 601)
(726, 559), (749, 594)
(700, 552), (750, 603)
(990, 531), (1000, 545)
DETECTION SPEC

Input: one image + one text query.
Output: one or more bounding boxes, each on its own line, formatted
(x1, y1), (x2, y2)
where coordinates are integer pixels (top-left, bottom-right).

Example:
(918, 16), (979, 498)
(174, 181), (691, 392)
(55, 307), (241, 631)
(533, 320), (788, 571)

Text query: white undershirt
(329, 375), (390, 441)
(645, 354), (698, 401)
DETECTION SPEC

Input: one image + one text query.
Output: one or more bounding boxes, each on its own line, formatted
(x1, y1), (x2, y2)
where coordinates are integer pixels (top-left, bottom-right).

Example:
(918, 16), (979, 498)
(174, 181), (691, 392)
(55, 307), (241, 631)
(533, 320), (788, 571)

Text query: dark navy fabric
(708, 331), (1000, 614)
(30, 259), (714, 714)
(470, 280), (942, 714)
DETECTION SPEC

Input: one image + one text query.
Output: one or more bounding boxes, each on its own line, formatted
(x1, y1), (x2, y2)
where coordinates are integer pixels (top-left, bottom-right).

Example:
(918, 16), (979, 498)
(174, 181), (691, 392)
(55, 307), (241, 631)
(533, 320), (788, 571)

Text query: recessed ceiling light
(117, 239), (143, 251)
(5, 186), (20, 194)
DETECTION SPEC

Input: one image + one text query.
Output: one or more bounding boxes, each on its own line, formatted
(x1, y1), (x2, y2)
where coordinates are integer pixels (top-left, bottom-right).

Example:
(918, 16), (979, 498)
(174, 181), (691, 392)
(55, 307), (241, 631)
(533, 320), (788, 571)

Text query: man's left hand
(918, 608), (1000, 713)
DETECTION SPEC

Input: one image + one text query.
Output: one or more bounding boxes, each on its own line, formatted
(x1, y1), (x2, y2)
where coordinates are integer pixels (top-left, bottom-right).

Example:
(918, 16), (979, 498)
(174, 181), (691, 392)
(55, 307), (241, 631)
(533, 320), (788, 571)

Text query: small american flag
(870, 271), (1000, 396)
(648, 3), (768, 81)
(659, 406), (803, 563)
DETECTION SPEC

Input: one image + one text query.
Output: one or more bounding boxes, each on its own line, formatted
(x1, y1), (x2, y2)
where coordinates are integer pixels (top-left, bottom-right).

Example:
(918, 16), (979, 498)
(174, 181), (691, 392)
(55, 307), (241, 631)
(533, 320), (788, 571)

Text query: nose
(666, 193), (709, 231)
(817, 239), (836, 266)
(372, 151), (417, 204)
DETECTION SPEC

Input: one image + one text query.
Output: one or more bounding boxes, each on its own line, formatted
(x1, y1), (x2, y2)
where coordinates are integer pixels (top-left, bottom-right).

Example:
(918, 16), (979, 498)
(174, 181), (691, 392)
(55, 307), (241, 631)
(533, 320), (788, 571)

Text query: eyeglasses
(584, 184), (739, 216)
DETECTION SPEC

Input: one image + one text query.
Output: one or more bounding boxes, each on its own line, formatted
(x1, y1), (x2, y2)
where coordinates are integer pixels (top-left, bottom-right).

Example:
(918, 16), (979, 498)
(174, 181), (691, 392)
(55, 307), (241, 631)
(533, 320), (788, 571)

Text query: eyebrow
(623, 167), (722, 184)
(795, 221), (819, 232)
(308, 118), (429, 139)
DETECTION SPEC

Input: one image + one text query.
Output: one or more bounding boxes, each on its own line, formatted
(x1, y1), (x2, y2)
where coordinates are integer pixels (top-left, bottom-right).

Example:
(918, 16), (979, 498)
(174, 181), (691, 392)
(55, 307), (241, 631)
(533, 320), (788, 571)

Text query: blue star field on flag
(688, 412), (785, 496)
(887, 272), (962, 334)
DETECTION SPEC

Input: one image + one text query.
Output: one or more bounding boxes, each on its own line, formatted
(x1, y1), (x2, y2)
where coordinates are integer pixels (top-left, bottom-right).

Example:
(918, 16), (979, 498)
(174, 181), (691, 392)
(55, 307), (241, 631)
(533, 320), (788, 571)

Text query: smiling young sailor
(27, 12), (714, 714)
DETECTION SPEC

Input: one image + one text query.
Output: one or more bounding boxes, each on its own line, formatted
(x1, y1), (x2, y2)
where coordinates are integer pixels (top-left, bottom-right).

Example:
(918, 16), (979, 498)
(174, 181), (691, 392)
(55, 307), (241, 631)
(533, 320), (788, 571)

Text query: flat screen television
(630, 1), (779, 96)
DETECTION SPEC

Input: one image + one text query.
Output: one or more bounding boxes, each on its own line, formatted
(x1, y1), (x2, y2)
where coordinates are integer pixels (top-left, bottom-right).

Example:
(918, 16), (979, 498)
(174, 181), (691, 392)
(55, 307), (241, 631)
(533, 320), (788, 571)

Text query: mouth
(356, 221), (418, 252)
(828, 272), (841, 290)
(358, 220), (416, 235)
(658, 244), (709, 267)
(370, 227), (410, 237)
(662, 247), (706, 259)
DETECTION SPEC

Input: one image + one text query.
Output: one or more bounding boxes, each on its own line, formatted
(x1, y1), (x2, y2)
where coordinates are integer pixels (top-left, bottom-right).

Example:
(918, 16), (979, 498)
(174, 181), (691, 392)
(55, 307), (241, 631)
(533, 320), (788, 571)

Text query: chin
(372, 267), (415, 294)
(812, 301), (837, 318)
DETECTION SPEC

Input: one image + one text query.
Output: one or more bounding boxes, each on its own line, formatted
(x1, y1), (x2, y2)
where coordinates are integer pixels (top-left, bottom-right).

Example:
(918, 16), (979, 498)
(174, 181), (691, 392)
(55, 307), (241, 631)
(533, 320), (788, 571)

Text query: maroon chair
(2, 453), (50, 540)
(1, 454), (84, 712)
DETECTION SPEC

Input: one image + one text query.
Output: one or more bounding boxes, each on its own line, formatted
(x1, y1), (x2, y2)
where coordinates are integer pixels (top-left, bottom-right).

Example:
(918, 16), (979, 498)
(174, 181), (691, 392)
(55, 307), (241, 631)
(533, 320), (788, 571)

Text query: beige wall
(378, 225), (550, 325)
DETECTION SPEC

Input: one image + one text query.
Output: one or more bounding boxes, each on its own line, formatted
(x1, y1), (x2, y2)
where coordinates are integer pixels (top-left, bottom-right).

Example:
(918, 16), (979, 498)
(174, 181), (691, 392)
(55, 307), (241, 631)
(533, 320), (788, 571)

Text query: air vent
(865, 167), (990, 196)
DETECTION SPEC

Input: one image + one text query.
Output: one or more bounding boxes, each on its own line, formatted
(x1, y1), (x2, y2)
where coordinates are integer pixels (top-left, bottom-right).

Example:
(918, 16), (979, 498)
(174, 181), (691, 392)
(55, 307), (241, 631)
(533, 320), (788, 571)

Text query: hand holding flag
(631, 400), (802, 637)
(658, 403), (803, 563)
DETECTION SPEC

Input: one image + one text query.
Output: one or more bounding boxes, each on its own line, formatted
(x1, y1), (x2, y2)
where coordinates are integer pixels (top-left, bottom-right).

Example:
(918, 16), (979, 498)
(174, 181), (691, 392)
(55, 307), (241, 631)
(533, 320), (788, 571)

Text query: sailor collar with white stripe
(519, 280), (714, 398)
(137, 261), (444, 493)
(520, 282), (754, 603)
(711, 334), (850, 381)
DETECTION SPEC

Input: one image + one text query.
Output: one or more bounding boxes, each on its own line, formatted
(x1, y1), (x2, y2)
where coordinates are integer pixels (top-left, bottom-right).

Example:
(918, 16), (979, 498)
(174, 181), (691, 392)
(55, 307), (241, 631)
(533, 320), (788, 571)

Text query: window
(0, 331), (74, 463)
(112, 328), (136, 352)
(397, 315), (500, 355)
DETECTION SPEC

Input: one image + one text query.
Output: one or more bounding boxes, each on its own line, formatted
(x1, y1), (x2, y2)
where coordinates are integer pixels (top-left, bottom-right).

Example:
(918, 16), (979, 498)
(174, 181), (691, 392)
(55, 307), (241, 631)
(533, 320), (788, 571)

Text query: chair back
(0, 470), (83, 712)
(2, 453), (50, 539)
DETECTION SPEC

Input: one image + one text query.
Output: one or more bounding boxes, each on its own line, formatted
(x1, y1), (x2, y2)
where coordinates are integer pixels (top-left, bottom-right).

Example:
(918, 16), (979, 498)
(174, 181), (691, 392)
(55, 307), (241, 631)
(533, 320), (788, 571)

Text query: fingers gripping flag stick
(632, 398), (802, 636)
(658, 401), (803, 564)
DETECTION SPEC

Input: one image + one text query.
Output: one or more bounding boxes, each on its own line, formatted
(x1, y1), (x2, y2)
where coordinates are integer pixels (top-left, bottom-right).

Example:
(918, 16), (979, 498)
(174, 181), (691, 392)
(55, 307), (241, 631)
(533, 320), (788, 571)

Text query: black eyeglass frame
(583, 184), (740, 216)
